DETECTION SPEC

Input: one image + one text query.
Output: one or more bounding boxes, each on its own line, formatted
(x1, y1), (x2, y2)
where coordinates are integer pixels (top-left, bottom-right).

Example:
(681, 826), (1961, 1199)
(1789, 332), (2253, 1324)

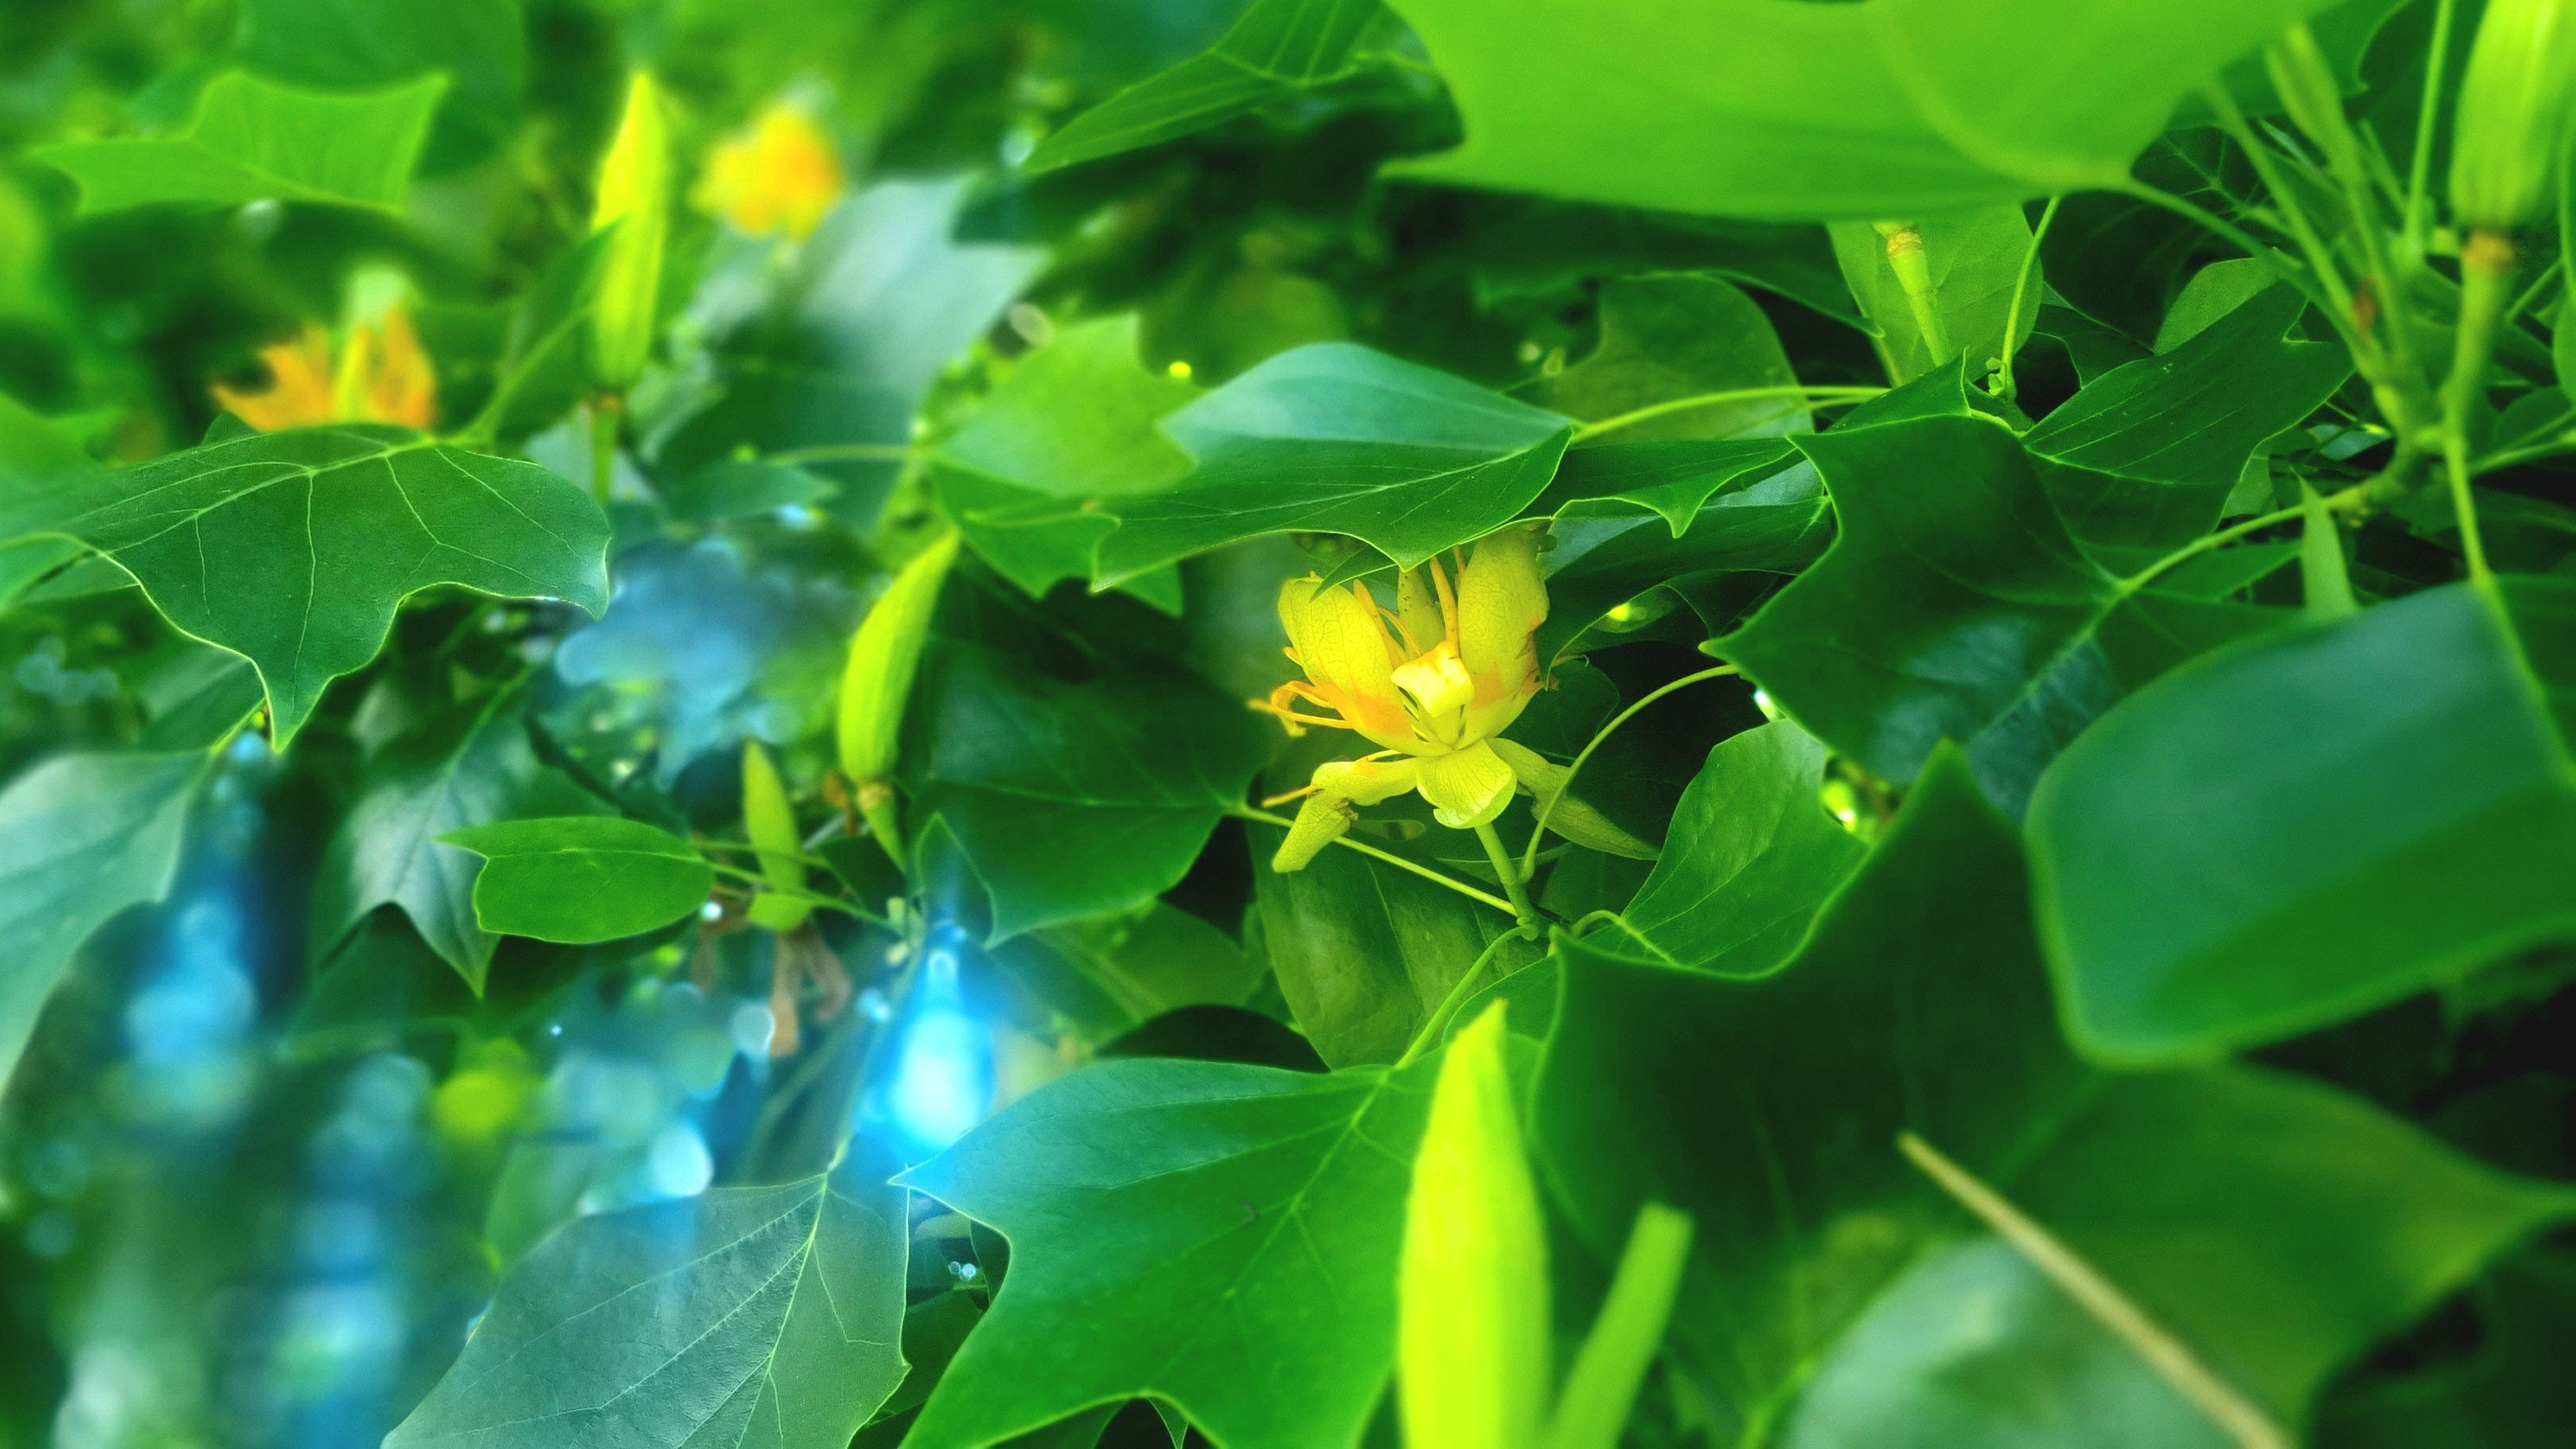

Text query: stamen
(1377, 597), (1425, 657)
(1261, 783), (1323, 806)
(1428, 555), (1462, 649)
(1248, 699), (1363, 730)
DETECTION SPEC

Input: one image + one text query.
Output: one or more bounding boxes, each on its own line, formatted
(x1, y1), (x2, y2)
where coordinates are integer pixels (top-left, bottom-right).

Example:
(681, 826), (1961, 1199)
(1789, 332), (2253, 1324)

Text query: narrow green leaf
(1024, 0), (1385, 173)
(1544, 1202), (1694, 1449)
(444, 816), (713, 944)
(1093, 342), (1575, 583)
(1401, 1004), (1548, 1449)
(2030, 580), (2576, 1063)
(0, 751), (207, 1091)
(895, 1056), (1441, 1449)
(387, 1154), (910, 1449)
(36, 70), (445, 212)
(1607, 720), (1865, 975)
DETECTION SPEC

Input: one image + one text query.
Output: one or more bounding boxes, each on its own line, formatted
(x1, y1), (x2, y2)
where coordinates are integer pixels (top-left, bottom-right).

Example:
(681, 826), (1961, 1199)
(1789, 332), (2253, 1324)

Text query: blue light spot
(882, 948), (992, 1157)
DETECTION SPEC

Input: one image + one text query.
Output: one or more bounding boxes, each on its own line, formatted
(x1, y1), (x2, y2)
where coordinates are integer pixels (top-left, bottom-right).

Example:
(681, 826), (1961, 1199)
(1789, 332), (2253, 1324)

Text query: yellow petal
(1312, 754), (1420, 806)
(1417, 741), (1515, 829)
(1399, 1002), (1549, 1449)
(351, 306), (437, 430)
(1273, 791), (1355, 873)
(1457, 525), (1548, 705)
(1276, 576), (1410, 745)
(697, 103), (846, 240)
(212, 327), (339, 431)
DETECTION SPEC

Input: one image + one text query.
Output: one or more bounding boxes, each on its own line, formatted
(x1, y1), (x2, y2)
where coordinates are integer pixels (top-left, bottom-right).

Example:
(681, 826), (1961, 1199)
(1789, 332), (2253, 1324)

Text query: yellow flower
(211, 307), (436, 432)
(696, 103), (845, 241)
(1259, 526), (1555, 870)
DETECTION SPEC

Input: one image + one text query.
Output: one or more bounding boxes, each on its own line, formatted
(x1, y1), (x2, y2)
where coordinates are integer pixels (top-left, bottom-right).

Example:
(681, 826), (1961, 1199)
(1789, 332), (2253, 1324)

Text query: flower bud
(837, 532), (960, 865)
(1273, 792), (1356, 873)
(742, 740), (812, 932)
(2449, 0), (2576, 229)
(589, 73), (672, 393)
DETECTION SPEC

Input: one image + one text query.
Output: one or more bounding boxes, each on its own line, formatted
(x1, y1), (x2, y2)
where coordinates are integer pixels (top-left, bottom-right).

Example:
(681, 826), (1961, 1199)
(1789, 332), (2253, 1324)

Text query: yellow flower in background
(696, 103), (845, 240)
(1260, 526), (1553, 869)
(212, 307), (436, 431)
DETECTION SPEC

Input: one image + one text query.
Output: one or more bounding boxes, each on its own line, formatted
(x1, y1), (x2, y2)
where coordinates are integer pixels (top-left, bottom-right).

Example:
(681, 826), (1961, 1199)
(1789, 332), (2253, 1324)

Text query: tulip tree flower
(212, 307), (436, 431)
(1258, 525), (1650, 886)
(696, 102), (846, 241)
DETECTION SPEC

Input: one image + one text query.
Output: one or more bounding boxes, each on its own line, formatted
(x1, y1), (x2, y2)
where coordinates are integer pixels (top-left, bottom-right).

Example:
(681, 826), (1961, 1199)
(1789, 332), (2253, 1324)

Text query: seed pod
(2449, 0), (2576, 230)
(589, 73), (672, 394)
(742, 740), (811, 932)
(838, 532), (961, 865)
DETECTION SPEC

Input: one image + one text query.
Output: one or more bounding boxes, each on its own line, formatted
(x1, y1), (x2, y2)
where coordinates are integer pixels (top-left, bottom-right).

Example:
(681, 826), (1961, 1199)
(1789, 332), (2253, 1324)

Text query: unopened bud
(2449, 0), (2576, 229)
(741, 741), (812, 932)
(589, 73), (672, 393)
(838, 532), (960, 866)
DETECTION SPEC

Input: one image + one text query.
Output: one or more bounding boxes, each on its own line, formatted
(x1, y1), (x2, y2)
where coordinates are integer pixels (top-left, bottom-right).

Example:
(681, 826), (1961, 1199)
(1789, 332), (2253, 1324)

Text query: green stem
(2117, 480), (2373, 596)
(1472, 817), (1539, 927)
(1571, 386), (1882, 442)
(1231, 806), (1521, 919)
(2405, 0), (2459, 254)
(1522, 664), (1738, 878)
(2439, 235), (2511, 582)
(1991, 196), (2061, 402)
(1900, 1133), (2290, 1449)
(1395, 923), (1539, 1067)
(2505, 258), (2563, 324)
(2198, 83), (2378, 374)
(588, 397), (620, 505)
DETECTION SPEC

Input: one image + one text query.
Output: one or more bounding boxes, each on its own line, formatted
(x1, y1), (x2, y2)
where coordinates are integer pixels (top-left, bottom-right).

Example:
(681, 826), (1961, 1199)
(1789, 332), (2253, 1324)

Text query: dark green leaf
(444, 816), (714, 944)
(1024, 0), (1385, 173)
(0, 751), (206, 1090)
(1605, 720), (1865, 974)
(906, 644), (1267, 940)
(1722, 414), (2118, 784)
(311, 683), (606, 988)
(897, 1056), (1439, 1449)
(2028, 283), (2352, 560)
(35, 70), (446, 212)
(1533, 274), (1803, 441)
(388, 1154), (910, 1449)
(1093, 343), (1575, 583)
(2029, 580), (2576, 1063)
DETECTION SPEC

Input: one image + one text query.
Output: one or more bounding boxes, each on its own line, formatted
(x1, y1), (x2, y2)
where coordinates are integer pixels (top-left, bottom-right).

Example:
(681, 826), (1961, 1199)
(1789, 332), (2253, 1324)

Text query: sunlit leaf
(445, 816), (713, 944)
(36, 71), (446, 212)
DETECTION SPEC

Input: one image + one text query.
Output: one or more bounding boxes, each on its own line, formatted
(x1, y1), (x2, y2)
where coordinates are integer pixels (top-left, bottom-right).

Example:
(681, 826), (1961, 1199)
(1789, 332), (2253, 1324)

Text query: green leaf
(0, 421), (610, 743)
(1536, 750), (2576, 1435)
(2028, 283), (2352, 560)
(443, 816), (714, 944)
(2029, 580), (2576, 1063)
(1092, 342), (1575, 584)
(235, 0), (525, 173)
(1024, 0), (1385, 173)
(1605, 721), (1865, 975)
(310, 682), (606, 989)
(990, 901), (1270, 1035)
(0, 751), (207, 1091)
(1383, 0), (2344, 218)
(933, 316), (1195, 610)
(661, 458), (837, 523)
(1721, 414), (2119, 785)
(1827, 205), (2039, 384)
(34, 70), (446, 212)
(387, 1154), (910, 1449)
(1533, 275), (1804, 442)
(1536, 457), (1832, 663)
(1537, 437), (1801, 537)
(896, 1055), (1440, 1449)
(905, 643), (1267, 941)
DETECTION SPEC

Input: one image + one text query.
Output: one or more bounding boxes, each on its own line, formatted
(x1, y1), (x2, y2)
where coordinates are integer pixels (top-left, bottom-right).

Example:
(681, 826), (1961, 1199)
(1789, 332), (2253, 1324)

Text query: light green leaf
(1828, 205), (2039, 383)
(35, 70), (446, 212)
(0, 751), (207, 1091)
(905, 643), (1267, 941)
(1384, 0), (2343, 218)
(1025, 0), (1385, 173)
(0, 418), (610, 742)
(1093, 342), (1575, 584)
(310, 682), (606, 988)
(235, 0), (525, 172)
(897, 1055), (1440, 1449)
(444, 816), (713, 944)
(1544, 1202), (1695, 1449)
(1607, 721), (1865, 975)
(1721, 413), (2119, 785)
(933, 316), (1195, 610)
(2029, 579), (2576, 1063)
(387, 1154), (910, 1449)
(1537, 750), (2576, 1435)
